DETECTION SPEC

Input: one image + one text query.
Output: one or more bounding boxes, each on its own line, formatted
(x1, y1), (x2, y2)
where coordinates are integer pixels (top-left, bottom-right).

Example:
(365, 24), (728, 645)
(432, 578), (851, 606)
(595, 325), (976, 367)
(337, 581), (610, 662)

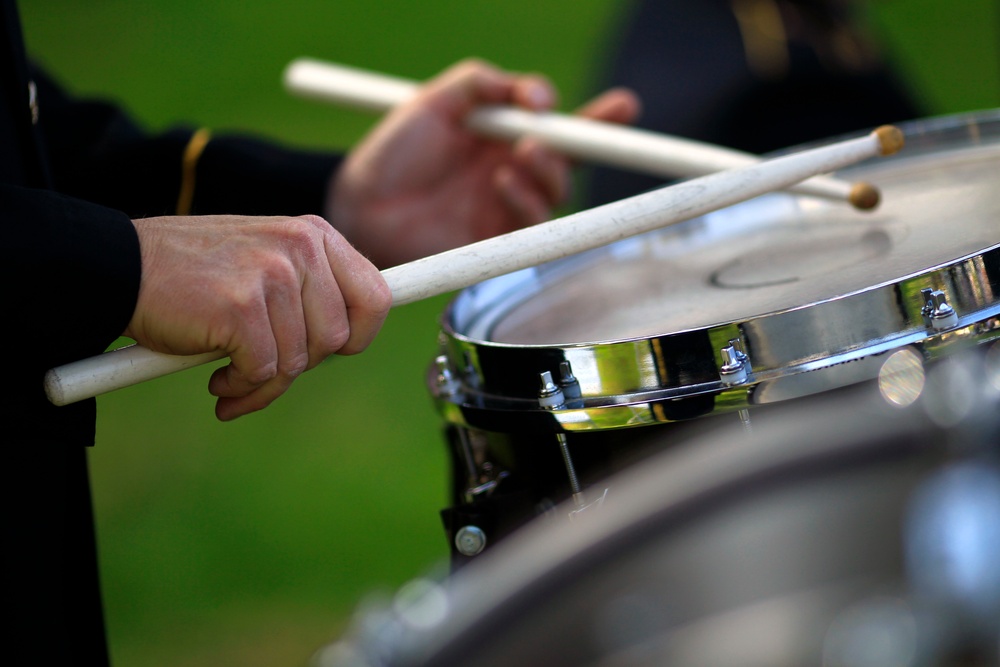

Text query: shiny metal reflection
(923, 357), (981, 427)
(878, 348), (925, 408)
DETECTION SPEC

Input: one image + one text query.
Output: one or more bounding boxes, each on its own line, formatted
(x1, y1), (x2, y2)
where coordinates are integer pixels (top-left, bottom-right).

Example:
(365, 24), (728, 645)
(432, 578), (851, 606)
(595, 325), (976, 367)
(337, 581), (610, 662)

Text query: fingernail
(528, 83), (554, 109)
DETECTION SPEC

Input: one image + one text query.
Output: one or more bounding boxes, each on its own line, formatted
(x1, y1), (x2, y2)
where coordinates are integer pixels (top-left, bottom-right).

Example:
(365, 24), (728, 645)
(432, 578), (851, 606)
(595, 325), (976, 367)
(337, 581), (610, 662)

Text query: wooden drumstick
(283, 58), (881, 211)
(43, 125), (902, 406)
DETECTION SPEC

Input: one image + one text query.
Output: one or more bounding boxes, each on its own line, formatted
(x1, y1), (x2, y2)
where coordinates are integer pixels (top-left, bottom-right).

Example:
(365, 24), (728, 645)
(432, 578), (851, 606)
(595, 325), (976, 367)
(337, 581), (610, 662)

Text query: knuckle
(369, 278), (393, 317)
(455, 57), (486, 73)
(224, 286), (264, 323)
(469, 57), (495, 74)
(280, 219), (313, 247)
(240, 361), (277, 387)
(323, 323), (351, 353)
(261, 253), (299, 286)
(275, 216), (326, 253)
(278, 351), (310, 379)
(295, 213), (329, 230)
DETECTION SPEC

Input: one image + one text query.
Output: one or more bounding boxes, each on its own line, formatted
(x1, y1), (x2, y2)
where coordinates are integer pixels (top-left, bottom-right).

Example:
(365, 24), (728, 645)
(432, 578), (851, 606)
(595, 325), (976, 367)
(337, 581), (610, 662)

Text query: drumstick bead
(844, 127), (903, 210)
(876, 125), (906, 156)
(849, 182), (880, 210)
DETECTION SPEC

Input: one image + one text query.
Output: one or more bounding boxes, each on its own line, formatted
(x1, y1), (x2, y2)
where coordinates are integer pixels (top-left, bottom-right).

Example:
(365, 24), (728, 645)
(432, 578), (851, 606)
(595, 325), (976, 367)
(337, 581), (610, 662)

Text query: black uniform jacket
(583, 0), (921, 208)
(1, 1), (340, 662)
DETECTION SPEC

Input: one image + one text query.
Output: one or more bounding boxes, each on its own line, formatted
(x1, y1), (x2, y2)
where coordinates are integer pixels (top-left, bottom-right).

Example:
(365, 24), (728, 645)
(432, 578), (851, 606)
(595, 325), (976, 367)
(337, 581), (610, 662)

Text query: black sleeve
(1, 182), (141, 444)
(8, 68), (343, 442)
(191, 134), (342, 217)
(32, 65), (343, 219)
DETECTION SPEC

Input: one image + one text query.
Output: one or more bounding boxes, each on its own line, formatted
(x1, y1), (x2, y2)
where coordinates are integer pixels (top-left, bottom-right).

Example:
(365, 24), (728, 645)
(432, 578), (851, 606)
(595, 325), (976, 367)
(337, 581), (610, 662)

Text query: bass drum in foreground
(429, 111), (1000, 563)
(320, 348), (1000, 667)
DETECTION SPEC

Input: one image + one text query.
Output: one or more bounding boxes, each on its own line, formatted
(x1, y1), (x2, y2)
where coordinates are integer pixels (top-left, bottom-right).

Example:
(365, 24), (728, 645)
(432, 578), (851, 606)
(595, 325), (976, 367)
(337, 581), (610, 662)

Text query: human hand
(326, 59), (640, 268)
(124, 214), (391, 421)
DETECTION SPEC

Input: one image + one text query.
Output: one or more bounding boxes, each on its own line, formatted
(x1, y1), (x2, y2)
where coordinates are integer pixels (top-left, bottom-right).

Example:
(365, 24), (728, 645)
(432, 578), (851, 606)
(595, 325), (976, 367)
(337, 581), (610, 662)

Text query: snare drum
(429, 111), (1000, 564)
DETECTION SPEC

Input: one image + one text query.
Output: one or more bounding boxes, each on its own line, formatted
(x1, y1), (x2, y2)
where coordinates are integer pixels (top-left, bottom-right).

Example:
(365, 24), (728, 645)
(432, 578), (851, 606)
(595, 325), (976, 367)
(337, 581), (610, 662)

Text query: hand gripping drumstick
(43, 126), (903, 406)
(283, 58), (881, 210)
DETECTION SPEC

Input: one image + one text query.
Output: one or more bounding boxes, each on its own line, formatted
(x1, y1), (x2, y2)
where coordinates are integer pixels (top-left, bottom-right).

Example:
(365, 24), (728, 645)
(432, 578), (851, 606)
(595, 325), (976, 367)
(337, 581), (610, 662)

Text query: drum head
(433, 111), (1000, 431)
(458, 112), (1000, 345)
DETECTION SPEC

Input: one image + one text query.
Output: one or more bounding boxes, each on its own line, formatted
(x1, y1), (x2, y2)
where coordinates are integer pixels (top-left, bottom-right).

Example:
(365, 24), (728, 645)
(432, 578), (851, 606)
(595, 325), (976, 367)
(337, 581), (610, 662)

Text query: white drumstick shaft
(44, 127), (899, 406)
(283, 58), (853, 202)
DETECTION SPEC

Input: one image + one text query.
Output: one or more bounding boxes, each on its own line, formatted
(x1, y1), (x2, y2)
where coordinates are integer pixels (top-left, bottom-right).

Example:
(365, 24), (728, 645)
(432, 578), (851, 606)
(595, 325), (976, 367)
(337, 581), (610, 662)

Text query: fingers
(317, 217), (392, 355)
(496, 84), (642, 223)
(206, 215), (390, 421)
(516, 137), (570, 203)
(418, 59), (511, 119)
(494, 139), (570, 226)
(494, 164), (550, 226)
(510, 73), (557, 112)
(427, 62), (638, 224)
(425, 57), (637, 124)
(574, 87), (642, 125)
(432, 61), (568, 223)
(418, 58), (557, 120)
(209, 265), (309, 421)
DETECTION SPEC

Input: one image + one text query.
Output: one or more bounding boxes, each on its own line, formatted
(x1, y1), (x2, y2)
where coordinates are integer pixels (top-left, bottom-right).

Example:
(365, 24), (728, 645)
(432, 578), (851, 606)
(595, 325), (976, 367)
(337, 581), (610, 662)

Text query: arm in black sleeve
(6, 65), (341, 442)
(32, 65), (342, 220)
(1, 182), (140, 444)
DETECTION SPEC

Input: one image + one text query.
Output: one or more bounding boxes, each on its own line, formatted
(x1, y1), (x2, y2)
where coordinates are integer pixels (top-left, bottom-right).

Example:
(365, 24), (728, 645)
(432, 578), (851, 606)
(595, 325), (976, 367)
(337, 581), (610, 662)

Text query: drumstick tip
(875, 125), (904, 156)
(43, 368), (67, 406)
(848, 181), (880, 210)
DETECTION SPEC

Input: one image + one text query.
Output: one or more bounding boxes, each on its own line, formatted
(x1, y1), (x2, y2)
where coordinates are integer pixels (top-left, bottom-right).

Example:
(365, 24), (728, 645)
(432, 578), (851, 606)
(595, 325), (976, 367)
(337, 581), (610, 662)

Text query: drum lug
(461, 350), (481, 390)
(729, 338), (750, 368)
(719, 343), (749, 386)
(921, 289), (959, 331)
(537, 370), (566, 409)
(558, 361), (583, 407)
(538, 371), (591, 510)
(433, 355), (463, 397)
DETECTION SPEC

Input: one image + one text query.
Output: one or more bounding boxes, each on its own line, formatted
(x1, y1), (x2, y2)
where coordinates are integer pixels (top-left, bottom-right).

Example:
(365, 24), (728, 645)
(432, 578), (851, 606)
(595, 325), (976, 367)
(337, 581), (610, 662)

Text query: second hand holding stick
(283, 58), (881, 210)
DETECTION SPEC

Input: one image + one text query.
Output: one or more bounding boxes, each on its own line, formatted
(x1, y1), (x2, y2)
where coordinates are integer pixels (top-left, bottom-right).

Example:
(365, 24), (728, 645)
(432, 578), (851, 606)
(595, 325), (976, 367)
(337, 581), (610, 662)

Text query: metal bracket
(921, 289), (959, 331)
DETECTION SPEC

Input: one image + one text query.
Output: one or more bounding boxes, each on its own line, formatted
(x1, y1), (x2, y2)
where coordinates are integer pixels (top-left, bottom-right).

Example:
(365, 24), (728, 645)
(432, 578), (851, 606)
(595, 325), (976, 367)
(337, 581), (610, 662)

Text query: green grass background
(19, 1), (999, 665)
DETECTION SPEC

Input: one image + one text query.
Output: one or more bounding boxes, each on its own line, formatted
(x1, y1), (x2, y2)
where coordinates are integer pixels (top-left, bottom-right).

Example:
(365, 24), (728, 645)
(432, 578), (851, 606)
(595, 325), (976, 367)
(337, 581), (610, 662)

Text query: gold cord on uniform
(176, 128), (211, 215)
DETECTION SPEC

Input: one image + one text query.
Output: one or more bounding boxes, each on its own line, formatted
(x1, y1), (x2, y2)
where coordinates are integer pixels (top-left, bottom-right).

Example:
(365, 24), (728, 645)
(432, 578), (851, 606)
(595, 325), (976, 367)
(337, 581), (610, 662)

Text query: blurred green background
(18, 1), (999, 665)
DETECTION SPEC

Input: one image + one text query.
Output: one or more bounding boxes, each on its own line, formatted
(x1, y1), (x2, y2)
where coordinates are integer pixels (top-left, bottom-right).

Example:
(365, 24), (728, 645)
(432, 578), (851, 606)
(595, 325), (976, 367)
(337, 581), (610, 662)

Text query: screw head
(455, 525), (487, 556)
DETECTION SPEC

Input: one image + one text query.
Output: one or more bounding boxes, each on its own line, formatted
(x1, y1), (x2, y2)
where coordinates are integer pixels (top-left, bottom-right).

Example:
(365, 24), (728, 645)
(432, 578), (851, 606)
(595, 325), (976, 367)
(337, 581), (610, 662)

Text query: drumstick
(43, 125), (902, 406)
(283, 58), (881, 211)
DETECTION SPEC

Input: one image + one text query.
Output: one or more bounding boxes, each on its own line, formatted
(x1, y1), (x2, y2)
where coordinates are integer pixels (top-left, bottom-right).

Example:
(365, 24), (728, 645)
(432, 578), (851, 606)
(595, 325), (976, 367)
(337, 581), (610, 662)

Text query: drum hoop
(433, 245), (1000, 432)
